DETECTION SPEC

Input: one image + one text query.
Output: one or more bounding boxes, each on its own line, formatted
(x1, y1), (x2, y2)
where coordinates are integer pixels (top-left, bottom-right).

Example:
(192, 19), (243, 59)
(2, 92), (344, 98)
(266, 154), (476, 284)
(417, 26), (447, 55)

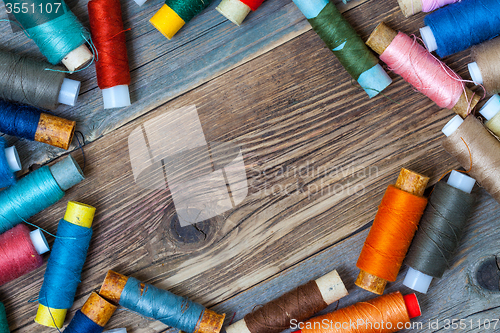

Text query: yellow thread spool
(34, 201), (96, 328)
(150, 4), (186, 39)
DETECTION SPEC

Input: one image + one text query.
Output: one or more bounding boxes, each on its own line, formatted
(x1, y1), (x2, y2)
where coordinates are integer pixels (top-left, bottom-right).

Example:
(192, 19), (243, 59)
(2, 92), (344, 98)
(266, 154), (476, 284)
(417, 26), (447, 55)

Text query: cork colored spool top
(366, 22), (398, 55)
(99, 270), (130, 304)
(81, 292), (117, 327)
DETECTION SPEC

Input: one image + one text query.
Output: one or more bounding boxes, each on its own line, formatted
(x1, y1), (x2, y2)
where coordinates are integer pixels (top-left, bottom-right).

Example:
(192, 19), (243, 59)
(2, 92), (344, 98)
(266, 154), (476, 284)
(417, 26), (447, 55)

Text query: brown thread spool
(226, 270), (348, 333)
(469, 37), (500, 95)
(442, 115), (500, 204)
(366, 22), (480, 118)
(355, 168), (430, 295)
(35, 113), (76, 150)
(100, 270), (225, 333)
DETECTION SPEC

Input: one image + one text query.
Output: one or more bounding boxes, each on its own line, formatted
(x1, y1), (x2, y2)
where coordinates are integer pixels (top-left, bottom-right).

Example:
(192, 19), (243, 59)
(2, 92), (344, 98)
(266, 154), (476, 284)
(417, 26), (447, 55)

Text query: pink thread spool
(398, 0), (459, 17)
(366, 22), (480, 118)
(0, 224), (49, 286)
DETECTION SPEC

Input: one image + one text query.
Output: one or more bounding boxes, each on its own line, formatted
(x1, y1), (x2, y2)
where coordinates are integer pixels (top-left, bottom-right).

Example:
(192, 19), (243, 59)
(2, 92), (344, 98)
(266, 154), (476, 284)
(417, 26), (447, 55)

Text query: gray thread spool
(0, 49), (80, 109)
(403, 172), (476, 293)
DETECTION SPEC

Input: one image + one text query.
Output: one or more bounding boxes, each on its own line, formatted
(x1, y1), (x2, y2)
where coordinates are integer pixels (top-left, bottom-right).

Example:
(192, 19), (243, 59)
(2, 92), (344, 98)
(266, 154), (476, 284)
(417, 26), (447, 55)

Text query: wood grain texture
(0, 0), (367, 168)
(0, 0), (497, 332)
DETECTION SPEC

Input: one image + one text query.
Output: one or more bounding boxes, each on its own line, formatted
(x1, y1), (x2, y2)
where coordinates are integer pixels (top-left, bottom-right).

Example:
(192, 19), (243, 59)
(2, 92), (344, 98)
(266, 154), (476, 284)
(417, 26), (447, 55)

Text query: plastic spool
(479, 95), (500, 121)
(442, 115), (463, 137)
(49, 155), (85, 191)
(420, 26), (437, 52)
(4, 146), (21, 172)
(29, 229), (50, 255)
(216, 0), (252, 26)
(104, 329), (127, 333)
(134, 0), (147, 5)
(150, 4), (186, 40)
(468, 62), (483, 84)
(403, 170), (475, 293)
(62, 45), (94, 73)
(102, 85), (131, 109)
(58, 79), (81, 106)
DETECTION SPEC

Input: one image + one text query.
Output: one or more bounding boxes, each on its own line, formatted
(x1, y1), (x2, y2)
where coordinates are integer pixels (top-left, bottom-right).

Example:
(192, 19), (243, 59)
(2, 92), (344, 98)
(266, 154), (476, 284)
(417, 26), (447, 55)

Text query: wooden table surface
(0, 0), (499, 332)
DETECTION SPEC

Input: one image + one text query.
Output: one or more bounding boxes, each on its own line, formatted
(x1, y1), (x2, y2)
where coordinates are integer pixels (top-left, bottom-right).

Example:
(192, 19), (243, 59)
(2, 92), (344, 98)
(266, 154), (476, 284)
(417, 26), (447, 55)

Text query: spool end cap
(403, 293), (422, 319)
(4, 146), (21, 172)
(403, 267), (432, 294)
(216, 0), (251, 26)
(468, 62), (483, 85)
(150, 4), (185, 40)
(64, 201), (96, 228)
(480, 94), (500, 121)
(58, 78), (81, 106)
(102, 85), (131, 109)
(62, 44), (93, 72)
(448, 170), (475, 194)
(358, 64), (392, 98)
(133, 0), (147, 6)
(50, 155), (84, 191)
(104, 329), (128, 333)
(29, 229), (50, 255)
(420, 26), (437, 52)
(442, 115), (463, 137)
(34, 304), (67, 328)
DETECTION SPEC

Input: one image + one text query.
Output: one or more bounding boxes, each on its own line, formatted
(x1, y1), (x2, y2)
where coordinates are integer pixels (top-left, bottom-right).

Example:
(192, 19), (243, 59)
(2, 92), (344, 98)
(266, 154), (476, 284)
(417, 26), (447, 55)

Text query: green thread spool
(292, 0), (391, 98)
(0, 302), (8, 333)
(4, 0), (92, 71)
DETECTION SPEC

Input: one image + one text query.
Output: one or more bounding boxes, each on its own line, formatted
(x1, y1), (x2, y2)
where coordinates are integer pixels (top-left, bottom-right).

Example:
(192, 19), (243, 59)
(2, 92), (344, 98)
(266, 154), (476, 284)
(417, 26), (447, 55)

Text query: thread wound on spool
(0, 100), (76, 150)
(99, 270), (224, 333)
(424, 0), (500, 57)
(242, 281), (329, 333)
(0, 165), (64, 234)
(405, 181), (475, 279)
(36, 202), (95, 328)
(293, 0), (391, 98)
(4, 0), (90, 66)
(0, 302), (8, 332)
(88, 0), (131, 109)
(471, 37), (500, 95)
(0, 224), (44, 286)
(299, 292), (414, 333)
(0, 50), (65, 110)
(442, 116), (500, 204)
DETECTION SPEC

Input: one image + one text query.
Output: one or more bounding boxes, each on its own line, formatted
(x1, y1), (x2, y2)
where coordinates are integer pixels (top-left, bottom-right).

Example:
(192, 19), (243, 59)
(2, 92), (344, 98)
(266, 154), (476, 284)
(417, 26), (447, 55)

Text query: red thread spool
(216, 0), (265, 26)
(88, 0), (132, 109)
(0, 224), (49, 286)
(240, 0), (264, 11)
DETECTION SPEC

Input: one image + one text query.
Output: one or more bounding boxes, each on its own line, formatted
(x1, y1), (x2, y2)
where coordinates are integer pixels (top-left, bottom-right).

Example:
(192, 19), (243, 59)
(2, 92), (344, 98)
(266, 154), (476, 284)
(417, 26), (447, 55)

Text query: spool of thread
(403, 171), (476, 294)
(104, 329), (126, 333)
(150, 0), (213, 40)
(292, 292), (421, 333)
(0, 99), (76, 150)
(0, 224), (50, 286)
(88, 0), (131, 109)
(468, 37), (500, 94)
(367, 22), (479, 118)
(35, 201), (96, 328)
(479, 95), (500, 137)
(0, 301), (8, 333)
(442, 115), (500, 204)
(63, 292), (117, 333)
(216, 0), (264, 26)
(355, 168), (429, 295)
(398, 0), (458, 18)
(292, 0), (392, 98)
(0, 155), (84, 234)
(420, 0), (500, 57)
(3, 0), (92, 71)
(0, 138), (21, 189)
(0, 50), (80, 109)
(226, 270), (348, 333)
(99, 270), (225, 333)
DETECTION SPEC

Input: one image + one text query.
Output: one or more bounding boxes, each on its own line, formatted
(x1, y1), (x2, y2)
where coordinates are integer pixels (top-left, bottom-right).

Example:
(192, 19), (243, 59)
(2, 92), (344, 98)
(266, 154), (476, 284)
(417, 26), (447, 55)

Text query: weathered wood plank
(0, 1), (494, 332)
(0, 0), (368, 167)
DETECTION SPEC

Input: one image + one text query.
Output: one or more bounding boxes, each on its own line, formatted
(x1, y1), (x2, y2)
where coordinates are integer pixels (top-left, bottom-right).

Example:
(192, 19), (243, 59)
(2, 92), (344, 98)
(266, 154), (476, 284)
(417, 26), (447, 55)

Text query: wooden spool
(35, 113), (76, 150)
(81, 292), (117, 327)
(355, 167), (430, 295)
(366, 22), (480, 118)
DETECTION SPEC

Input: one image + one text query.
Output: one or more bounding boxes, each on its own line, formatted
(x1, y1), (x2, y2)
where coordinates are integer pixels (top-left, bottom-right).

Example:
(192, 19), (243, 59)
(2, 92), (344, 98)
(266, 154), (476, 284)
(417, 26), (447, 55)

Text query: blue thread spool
(3, 0), (92, 71)
(63, 292), (116, 333)
(420, 0), (500, 57)
(0, 155), (84, 234)
(35, 201), (96, 328)
(0, 99), (76, 150)
(0, 137), (21, 188)
(292, 0), (392, 98)
(99, 271), (225, 333)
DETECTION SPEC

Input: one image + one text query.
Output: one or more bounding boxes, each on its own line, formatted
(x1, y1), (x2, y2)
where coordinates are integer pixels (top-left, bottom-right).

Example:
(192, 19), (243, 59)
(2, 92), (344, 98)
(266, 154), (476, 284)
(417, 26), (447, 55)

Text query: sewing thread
(470, 37), (500, 94)
(0, 137), (16, 189)
(0, 302), (8, 333)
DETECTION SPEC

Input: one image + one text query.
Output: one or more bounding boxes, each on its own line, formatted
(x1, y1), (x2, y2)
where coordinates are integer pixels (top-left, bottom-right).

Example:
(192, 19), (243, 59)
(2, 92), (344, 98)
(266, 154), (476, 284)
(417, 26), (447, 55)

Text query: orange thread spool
(295, 292), (421, 333)
(356, 168), (429, 295)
